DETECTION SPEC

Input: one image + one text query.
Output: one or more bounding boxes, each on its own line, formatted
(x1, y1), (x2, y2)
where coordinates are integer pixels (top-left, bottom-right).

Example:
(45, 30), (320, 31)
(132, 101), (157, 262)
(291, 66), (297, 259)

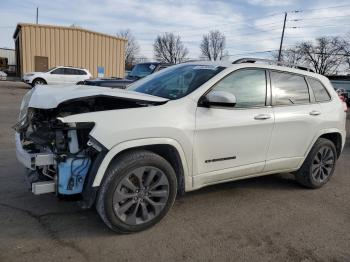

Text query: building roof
(13, 23), (126, 42)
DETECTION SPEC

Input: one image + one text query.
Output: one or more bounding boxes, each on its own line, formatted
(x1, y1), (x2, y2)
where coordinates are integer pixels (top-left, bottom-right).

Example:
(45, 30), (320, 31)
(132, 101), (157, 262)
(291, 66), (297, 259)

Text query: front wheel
(96, 150), (177, 233)
(32, 78), (47, 86)
(295, 138), (337, 188)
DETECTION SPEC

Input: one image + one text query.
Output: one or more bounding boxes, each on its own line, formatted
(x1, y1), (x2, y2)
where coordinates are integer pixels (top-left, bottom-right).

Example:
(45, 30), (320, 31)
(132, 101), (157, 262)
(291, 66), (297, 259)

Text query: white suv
(15, 59), (347, 233)
(22, 66), (91, 86)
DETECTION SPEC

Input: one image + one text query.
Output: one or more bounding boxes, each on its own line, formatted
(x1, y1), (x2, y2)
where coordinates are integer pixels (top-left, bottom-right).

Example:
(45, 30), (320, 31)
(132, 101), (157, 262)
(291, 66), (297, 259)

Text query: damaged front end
(14, 89), (164, 208)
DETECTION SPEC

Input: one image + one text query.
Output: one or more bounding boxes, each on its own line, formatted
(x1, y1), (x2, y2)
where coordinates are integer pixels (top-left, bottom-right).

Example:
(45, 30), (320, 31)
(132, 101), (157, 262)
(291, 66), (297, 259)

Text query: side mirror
(200, 91), (237, 107)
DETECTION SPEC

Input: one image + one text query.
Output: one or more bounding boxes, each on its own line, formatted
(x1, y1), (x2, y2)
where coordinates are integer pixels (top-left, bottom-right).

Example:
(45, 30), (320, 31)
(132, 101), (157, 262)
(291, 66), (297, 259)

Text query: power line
(289, 14), (350, 22)
(291, 3), (350, 13)
(288, 23), (350, 29)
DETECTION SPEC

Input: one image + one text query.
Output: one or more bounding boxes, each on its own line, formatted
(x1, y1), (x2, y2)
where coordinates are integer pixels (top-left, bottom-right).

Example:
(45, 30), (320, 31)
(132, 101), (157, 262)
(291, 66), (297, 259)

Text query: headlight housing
(18, 88), (34, 124)
(25, 73), (34, 77)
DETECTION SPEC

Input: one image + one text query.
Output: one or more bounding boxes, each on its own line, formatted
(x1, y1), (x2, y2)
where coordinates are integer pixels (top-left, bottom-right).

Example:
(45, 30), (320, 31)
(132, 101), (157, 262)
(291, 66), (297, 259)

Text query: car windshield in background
(128, 63), (157, 78)
(127, 64), (226, 100)
(330, 80), (350, 92)
(46, 67), (57, 72)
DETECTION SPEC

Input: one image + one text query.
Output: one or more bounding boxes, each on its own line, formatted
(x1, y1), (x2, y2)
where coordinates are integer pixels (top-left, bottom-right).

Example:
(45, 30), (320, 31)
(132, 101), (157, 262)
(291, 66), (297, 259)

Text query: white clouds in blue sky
(1, 0), (350, 60)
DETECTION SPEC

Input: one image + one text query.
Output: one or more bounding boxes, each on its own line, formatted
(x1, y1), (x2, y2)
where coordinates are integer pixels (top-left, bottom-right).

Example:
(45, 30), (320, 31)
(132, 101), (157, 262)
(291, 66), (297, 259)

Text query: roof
(13, 23), (127, 42)
(183, 60), (324, 79)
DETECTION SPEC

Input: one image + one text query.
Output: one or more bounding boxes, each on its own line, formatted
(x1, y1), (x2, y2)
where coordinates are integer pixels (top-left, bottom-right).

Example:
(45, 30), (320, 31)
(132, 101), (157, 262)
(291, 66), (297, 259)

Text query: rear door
(64, 68), (87, 84)
(265, 70), (323, 172)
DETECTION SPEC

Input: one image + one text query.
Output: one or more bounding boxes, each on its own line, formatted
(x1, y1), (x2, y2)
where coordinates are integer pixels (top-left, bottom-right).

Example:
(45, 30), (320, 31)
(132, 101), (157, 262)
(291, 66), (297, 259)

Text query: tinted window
(271, 72), (310, 105)
(128, 64), (157, 78)
(51, 68), (64, 74)
(308, 78), (331, 102)
(64, 68), (85, 75)
(211, 69), (266, 108)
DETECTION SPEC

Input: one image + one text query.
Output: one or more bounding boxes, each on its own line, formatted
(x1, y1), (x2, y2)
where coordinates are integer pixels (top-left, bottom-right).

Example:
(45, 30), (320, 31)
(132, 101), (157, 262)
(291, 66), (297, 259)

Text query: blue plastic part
(58, 157), (91, 195)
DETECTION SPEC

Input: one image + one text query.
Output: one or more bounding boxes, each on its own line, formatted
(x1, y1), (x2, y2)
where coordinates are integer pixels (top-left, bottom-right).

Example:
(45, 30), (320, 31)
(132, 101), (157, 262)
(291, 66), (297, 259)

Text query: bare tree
(340, 33), (350, 70)
(297, 37), (346, 75)
(271, 47), (304, 65)
(153, 33), (188, 64)
(117, 29), (140, 69)
(274, 37), (346, 75)
(200, 30), (227, 61)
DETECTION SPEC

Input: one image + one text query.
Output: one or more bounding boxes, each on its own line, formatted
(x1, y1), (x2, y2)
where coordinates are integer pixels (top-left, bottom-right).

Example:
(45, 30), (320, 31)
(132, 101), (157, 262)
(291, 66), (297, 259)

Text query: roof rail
(232, 58), (315, 73)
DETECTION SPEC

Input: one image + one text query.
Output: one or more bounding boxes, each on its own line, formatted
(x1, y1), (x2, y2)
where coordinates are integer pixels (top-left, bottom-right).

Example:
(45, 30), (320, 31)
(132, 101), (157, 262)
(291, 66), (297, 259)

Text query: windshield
(127, 64), (226, 100)
(128, 63), (157, 78)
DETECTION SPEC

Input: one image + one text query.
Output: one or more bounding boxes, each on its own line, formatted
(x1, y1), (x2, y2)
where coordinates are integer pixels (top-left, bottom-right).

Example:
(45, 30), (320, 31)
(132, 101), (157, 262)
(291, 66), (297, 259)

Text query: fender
(92, 137), (193, 191)
(297, 127), (346, 169)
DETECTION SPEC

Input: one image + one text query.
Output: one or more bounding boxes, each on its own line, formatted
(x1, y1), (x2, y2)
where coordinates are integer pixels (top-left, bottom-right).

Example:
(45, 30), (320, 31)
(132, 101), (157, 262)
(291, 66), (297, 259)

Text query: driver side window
(211, 69), (267, 108)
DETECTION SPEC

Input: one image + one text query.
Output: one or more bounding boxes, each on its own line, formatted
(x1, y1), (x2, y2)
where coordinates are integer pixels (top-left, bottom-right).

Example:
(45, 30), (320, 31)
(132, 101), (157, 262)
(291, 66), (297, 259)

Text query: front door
(193, 69), (274, 186)
(48, 67), (65, 84)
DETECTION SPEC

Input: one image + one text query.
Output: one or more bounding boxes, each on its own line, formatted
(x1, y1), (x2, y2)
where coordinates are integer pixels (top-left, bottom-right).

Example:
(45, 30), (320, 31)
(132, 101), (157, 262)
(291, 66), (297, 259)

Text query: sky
(1, 0), (350, 61)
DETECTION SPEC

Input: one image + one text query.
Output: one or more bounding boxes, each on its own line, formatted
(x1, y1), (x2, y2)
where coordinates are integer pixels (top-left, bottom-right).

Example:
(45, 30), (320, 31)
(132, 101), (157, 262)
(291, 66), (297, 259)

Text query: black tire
(295, 138), (337, 189)
(32, 78), (47, 86)
(96, 150), (177, 233)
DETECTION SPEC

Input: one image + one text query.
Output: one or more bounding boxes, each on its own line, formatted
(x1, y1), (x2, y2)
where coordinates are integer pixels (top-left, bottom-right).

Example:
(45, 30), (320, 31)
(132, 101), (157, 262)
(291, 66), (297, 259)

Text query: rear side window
(212, 69), (267, 108)
(271, 71), (310, 105)
(308, 78), (331, 102)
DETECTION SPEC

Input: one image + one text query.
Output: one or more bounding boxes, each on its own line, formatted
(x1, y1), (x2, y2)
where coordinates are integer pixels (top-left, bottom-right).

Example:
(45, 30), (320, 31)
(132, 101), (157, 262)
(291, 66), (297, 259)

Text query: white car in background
(0, 71), (7, 80)
(22, 66), (91, 86)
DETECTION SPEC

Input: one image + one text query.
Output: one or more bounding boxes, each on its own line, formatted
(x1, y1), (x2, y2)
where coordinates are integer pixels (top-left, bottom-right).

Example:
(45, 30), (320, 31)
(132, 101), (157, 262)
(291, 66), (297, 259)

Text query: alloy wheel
(311, 146), (335, 183)
(112, 166), (170, 226)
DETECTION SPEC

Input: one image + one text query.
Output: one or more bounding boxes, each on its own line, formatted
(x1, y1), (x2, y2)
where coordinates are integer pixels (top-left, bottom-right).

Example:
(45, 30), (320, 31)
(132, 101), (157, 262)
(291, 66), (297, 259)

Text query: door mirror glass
(202, 91), (237, 107)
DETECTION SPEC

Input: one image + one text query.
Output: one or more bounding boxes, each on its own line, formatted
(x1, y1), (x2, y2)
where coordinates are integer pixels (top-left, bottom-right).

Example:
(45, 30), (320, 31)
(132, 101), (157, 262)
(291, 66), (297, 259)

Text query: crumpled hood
(28, 84), (169, 109)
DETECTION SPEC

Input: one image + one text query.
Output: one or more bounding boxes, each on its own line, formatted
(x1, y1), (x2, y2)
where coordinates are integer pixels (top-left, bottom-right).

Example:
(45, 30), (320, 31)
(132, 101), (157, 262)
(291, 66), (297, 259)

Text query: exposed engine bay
(14, 94), (163, 200)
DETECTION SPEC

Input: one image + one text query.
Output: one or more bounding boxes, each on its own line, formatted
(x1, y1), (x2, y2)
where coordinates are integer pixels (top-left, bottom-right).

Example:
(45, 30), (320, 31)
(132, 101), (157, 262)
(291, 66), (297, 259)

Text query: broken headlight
(18, 88), (34, 125)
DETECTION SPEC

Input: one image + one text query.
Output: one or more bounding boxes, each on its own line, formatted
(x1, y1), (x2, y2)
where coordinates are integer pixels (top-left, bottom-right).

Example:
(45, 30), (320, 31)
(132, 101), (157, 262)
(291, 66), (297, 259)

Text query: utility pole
(278, 12), (287, 62)
(36, 7), (39, 24)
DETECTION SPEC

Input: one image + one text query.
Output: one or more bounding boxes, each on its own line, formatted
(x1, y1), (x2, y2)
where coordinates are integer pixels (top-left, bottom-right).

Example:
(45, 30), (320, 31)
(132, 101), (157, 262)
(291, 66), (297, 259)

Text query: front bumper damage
(15, 132), (55, 170)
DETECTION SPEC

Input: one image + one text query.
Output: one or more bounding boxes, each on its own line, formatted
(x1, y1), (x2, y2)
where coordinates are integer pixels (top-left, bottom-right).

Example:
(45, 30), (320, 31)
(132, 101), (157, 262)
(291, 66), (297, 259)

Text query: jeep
(14, 58), (347, 233)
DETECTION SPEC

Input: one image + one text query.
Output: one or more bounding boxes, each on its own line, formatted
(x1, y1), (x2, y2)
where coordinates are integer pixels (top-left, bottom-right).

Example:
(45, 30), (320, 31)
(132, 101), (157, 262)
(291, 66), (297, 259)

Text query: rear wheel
(96, 150), (177, 233)
(295, 138), (337, 188)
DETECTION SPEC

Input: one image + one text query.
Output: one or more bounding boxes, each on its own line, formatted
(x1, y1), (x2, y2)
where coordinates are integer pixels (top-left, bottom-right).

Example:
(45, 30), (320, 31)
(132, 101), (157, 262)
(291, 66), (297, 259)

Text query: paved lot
(0, 81), (349, 262)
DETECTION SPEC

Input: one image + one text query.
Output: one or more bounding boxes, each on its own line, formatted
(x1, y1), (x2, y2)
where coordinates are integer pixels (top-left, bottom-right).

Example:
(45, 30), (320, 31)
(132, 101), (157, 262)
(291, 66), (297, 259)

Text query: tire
(295, 138), (337, 189)
(96, 150), (177, 233)
(32, 78), (47, 86)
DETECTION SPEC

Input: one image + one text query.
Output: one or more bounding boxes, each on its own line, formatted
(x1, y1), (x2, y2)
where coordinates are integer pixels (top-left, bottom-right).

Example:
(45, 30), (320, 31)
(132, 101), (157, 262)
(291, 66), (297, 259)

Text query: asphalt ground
(0, 81), (349, 262)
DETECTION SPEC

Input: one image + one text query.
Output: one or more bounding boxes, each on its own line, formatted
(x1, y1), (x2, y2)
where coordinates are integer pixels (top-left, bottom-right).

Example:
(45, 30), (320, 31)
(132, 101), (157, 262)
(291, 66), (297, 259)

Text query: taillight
(343, 102), (348, 112)
(338, 95), (348, 112)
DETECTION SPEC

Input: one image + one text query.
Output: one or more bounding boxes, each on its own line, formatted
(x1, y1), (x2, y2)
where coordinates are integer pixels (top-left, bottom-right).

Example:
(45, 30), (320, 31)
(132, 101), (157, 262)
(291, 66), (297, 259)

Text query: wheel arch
(305, 129), (344, 161)
(319, 132), (342, 158)
(92, 138), (191, 194)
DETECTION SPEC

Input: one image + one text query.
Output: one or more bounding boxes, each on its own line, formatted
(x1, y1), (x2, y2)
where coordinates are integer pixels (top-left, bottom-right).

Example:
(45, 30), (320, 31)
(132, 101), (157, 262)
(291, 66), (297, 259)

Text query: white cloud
(247, 0), (296, 7)
(0, 0), (350, 60)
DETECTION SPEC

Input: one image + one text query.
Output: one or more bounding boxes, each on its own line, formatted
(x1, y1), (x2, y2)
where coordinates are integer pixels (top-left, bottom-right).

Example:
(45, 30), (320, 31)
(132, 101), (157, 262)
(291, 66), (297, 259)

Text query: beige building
(13, 23), (126, 78)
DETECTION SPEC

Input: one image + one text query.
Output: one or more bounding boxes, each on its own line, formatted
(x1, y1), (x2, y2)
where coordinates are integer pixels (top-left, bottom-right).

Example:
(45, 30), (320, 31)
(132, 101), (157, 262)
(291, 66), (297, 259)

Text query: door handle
(254, 114), (271, 120)
(309, 110), (321, 116)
